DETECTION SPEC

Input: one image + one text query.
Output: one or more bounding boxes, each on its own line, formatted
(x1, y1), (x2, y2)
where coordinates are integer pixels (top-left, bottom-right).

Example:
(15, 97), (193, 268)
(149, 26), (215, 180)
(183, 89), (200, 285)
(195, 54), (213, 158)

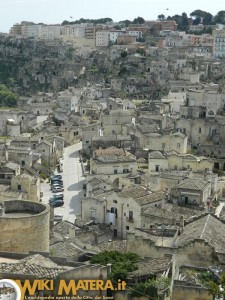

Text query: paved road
(41, 142), (85, 223)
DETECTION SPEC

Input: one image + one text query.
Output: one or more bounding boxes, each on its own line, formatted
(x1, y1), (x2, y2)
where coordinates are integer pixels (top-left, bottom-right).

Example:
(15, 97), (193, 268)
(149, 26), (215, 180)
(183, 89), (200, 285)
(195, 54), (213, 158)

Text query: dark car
(51, 200), (64, 208)
(51, 179), (63, 184)
(51, 175), (62, 180)
(51, 193), (64, 199)
(49, 196), (63, 203)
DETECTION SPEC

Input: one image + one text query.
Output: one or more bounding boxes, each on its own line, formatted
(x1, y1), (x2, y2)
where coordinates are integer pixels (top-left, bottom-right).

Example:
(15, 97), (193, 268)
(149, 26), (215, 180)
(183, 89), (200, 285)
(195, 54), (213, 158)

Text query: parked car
(52, 186), (64, 193)
(51, 178), (63, 182)
(54, 214), (63, 222)
(51, 175), (62, 180)
(49, 194), (64, 202)
(52, 201), (64, 208)
(51, 177), (63, 181)
(52, 193), (64, 199)
(51, 183), (64, 190)
(49, 197), (62, 204)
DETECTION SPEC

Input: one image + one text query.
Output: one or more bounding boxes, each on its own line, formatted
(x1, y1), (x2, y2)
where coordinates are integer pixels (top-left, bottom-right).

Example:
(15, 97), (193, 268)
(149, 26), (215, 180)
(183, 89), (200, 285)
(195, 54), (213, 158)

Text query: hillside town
(1, 10), (225, 300)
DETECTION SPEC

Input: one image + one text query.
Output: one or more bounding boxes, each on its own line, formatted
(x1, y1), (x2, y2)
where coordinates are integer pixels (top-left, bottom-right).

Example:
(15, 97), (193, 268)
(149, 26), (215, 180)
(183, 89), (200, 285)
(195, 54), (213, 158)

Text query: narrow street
(41, 142), (85, 223)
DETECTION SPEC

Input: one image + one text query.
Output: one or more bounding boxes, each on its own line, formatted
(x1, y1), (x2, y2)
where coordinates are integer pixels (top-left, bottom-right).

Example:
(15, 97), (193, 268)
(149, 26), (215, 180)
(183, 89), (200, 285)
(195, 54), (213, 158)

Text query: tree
(90, 251), (139, 284)
(214, 10), (225, 24)
(205, 280), (221, 300)
(203, 12), (213, 25)
(136, 48), (146, 56)
(119, 19), (132, 27)
(190, 9), (208, 19)
(132, 16), (145, 24)
(120, 50), (128, 58)
(179, 13), (189, 31)
(192, 16), (201, 25)
(130, 277), (171, 299)
(0, 84), (18, 107)
(202, 271), (225, 300)
(158, 14), (165, 21)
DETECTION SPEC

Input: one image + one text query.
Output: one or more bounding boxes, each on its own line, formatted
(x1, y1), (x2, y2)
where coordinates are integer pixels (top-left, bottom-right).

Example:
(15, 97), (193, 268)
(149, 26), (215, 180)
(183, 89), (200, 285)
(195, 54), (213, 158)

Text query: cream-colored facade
(90, 147), (137, 178)
(143, 132), (187, 154)
(149, 151), (213, 173)
(0, 200), (49, 253)
(82, 187), (164, 238)
(11, 173), (41, 202)
(175, 117), (218, 147)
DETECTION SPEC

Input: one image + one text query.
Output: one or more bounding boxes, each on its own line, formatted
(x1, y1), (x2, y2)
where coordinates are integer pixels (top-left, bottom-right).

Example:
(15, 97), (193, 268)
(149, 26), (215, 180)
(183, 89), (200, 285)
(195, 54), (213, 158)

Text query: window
(177, 143), (180, 149)
(114, 169), (118, 174)
(127, 204), (129, 207)
(90, 209), (96, 220)
(155, 165), (159, 172)
(18, 185), (21, 191)
(126, 226), (130, 230)
(111, 207), (117, 218)
(113, 200), (117, 204)
(123, 169), (129, 173)
(199, 127), (201, 133)
(129, 211), (133, 222)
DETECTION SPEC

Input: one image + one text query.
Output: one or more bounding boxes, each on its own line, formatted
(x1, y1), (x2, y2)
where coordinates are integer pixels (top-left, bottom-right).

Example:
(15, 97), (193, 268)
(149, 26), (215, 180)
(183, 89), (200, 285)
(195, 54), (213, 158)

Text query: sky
(1, 0), (225, 33)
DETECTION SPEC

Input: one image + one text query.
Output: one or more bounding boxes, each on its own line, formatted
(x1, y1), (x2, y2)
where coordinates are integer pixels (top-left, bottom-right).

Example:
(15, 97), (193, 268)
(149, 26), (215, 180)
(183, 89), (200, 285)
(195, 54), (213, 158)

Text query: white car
(54, 214), (63, 222)
(52, 186), (64, 193)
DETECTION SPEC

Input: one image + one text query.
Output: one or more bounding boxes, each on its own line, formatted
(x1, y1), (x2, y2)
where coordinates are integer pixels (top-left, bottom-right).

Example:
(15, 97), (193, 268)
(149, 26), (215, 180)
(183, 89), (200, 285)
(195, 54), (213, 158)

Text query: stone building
(171, 177), (211, 206)
(82, 186), (165, 238)
(0, 200), (49, 253)
(148, 151), (213, 173)
(11, 173), (41, 202)
(142, 131), (188, 154)
(0, 162), (20, 185)
(90, 147), (138, 180)
(127, 213), (225, 268)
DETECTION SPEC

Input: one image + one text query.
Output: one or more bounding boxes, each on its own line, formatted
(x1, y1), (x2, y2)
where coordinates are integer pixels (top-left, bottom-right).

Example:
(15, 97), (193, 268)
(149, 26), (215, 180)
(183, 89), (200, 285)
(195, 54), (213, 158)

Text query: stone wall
(172, 280), (212, 300)
(127, 233), (218, 268)
(0, 200), (50, 253)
